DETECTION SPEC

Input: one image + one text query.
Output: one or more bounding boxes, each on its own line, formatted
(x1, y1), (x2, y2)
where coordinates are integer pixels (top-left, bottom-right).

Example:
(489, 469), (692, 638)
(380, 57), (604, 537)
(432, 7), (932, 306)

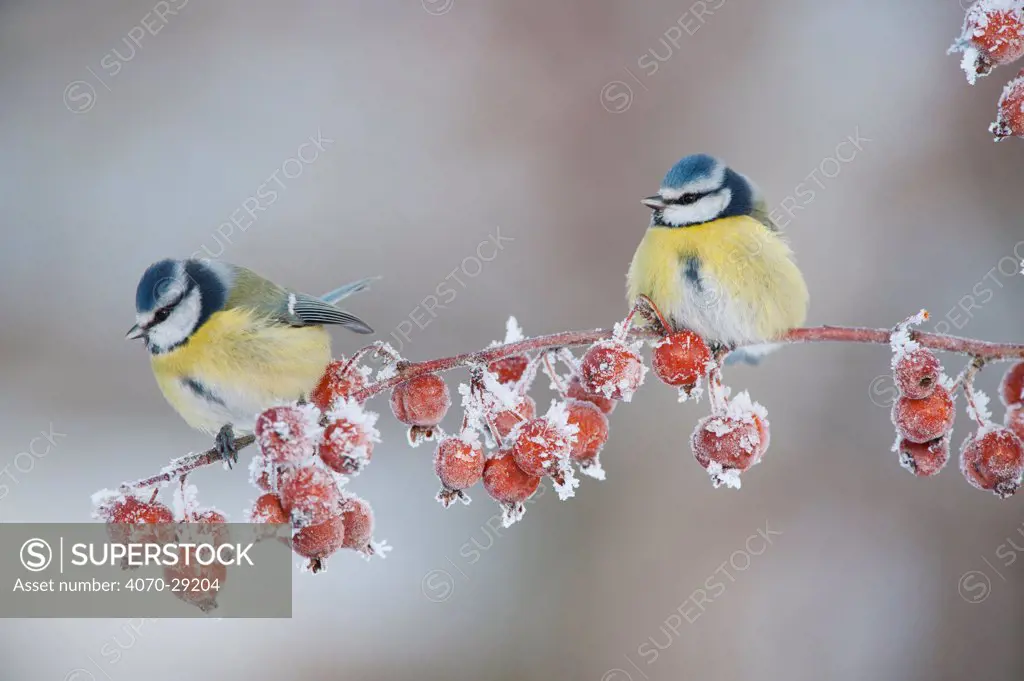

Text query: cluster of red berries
(427, 329), (619, 526)
(92, 488), (229, 611)
(248, 361), (385, 572)
(648, 327), (769, 489)
(961, 362), (1024, 497)
(96, 306), (1024, 593)
(93, 358), (387, 585)
(948, 0), (1024, 140)
(888, 317), (1024, 498)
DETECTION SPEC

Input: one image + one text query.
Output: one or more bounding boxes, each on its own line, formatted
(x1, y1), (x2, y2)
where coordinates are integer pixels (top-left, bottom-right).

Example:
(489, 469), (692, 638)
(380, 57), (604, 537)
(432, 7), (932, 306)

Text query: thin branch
(122, 434), (256, 491)
(956, 356), (989, 428)
(118, 323), (1024, 491)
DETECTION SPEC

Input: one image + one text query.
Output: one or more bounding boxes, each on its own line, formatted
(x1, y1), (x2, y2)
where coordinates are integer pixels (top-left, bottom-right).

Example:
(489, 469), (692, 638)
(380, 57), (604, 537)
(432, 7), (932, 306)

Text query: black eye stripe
(666, 192), (703, 205)
(145, 285), (191, 329)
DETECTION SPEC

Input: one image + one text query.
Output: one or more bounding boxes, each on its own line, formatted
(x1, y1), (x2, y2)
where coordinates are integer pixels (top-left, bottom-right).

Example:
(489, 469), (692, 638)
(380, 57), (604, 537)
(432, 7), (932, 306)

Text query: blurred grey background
(1, 0), (1023, 679)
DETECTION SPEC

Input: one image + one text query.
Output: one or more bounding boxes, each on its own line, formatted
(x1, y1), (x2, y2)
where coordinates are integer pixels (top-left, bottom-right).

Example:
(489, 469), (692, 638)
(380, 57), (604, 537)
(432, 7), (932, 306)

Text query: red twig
(118, 324), (1024, 491)
(121, 434), (256, 490)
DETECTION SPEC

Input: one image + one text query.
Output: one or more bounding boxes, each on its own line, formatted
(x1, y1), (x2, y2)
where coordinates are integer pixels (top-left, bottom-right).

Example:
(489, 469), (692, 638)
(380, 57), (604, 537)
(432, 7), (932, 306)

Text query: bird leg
(626, 294), (673, 336)
(215, 424), (239, 468)
(709, 342), (733, 364)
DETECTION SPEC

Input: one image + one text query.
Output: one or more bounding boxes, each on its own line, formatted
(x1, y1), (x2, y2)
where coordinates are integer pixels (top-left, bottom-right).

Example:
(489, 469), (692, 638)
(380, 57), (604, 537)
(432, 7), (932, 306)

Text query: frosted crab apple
(340, 495), (377, 556)
(511, 416), (574, 477)
(483, 450), (541, 526)
(894, 348), (941, 400)
(896, 436), (950, 477)
(951, 0), (1024, 84)
(999, 361), (1024, 406)
(254, 404), (323, 466)
(249, 493), (289, 525)
(390, 373), (451, 427)
(319, 400), (380, 474)
(960, 426), (1024, 498)
(488, 355), (530, 386)
(311, 357), (369, 411)
(567, 376), (616, 414)
(580, 340), (646, 402)
(92, 492), (176, 547)
(991, 69), (1024, 140)
(566, 399), (609, 462)
(491, 396), (537, 441)
(652, 331), (711, 392)
(892, 386), (956, 444)
(690, 393), (770, 490)
(279, 464), (344, 529)
(434, 434), (485, 507)
(293, 514), (347, 573)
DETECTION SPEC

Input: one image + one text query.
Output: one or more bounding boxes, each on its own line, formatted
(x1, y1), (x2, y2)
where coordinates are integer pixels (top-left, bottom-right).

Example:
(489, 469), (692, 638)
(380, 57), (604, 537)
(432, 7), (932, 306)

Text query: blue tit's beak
(642, 195), (667, 209)
(125, 323), (145, 340)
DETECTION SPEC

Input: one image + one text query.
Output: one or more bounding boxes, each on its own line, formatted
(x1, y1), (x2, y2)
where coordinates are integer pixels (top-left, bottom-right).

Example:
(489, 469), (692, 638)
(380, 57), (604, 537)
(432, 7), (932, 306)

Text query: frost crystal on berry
(960, 425), (1024, 498)
(311, 357), (371, 411)
(320, 399), (381, 474)
(652, 331), (711, 390)
(567, 375), (616, 414)
(280, 465), (344, 529)
(991, 69), (1024, 140)
(893, 348), (941, 400)
(690, 391), (769, 489)
(492, 396), (537, 442)
(511, 402), (578, 482)
(889, 310), (927, 363)
(966, 389), (993, 424)
(950, 1), (1024, 84)
(434, 433), (485, 507)
(580, 340), (646, 402)
(92, 491), (176, 547)
(249, 454), (278, 492)
(254, 404), (323, 466)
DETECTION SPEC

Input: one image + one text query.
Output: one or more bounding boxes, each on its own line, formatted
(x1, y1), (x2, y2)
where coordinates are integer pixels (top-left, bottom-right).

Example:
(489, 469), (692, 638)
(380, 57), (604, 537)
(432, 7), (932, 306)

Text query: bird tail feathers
(320, 276), (379, 305)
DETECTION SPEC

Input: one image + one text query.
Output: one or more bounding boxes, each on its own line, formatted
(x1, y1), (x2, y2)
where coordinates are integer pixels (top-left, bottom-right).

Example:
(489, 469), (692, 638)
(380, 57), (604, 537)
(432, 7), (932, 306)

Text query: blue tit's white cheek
(147, 287), (202, 352)
(661, 188), (732, 226)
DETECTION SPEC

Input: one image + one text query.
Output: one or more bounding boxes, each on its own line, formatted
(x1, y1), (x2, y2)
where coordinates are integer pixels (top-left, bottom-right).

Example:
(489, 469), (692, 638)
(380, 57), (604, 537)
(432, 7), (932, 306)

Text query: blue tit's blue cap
(661, 153), (723, 190)
(135, 259), (179, 313)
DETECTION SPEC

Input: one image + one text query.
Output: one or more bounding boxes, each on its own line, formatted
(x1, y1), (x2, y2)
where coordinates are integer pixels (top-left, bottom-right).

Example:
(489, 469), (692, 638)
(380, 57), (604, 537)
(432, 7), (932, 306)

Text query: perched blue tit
(126, 258), (375, 461)
(627, 154), (808, 360)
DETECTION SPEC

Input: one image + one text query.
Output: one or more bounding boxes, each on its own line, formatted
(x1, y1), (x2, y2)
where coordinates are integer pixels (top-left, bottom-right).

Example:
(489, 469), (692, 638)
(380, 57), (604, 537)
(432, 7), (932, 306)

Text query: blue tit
(627, 154), (808, 361)
(126, 258), (375, 461)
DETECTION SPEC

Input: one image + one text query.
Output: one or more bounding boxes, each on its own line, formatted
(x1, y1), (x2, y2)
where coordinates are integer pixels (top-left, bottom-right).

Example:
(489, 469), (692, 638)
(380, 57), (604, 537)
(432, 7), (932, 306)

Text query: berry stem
(119, 321), (1024, 490)
(627, 294), (672, 335)
(957, 356), (989, 429)
(542, 351), (568, 396)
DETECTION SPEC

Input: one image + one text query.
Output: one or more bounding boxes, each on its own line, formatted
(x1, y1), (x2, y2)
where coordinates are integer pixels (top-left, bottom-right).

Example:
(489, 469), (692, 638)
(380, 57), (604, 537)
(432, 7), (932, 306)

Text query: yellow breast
(627, 215), (808, 342)
(150, 308), (332, 433)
